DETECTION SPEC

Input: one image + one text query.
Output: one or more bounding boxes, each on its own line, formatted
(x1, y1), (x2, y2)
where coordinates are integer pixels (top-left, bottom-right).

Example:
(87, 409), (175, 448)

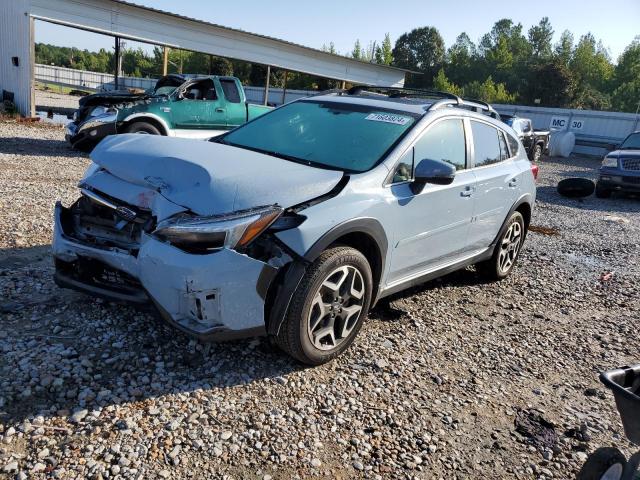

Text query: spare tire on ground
(557, 178), (595, 198)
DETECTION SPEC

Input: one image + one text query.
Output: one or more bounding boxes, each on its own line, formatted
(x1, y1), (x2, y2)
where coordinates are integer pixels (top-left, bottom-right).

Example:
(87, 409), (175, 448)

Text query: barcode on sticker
(365, 113), (410, 125)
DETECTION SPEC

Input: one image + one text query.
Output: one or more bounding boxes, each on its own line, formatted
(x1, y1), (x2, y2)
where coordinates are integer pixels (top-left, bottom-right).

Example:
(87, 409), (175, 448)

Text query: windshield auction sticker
(365, 113), (411, 125)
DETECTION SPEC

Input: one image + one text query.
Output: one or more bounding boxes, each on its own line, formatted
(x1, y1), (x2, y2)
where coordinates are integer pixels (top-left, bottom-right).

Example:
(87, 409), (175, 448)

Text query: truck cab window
(184, 79), (215, 101)
(220, 79), (242, 103)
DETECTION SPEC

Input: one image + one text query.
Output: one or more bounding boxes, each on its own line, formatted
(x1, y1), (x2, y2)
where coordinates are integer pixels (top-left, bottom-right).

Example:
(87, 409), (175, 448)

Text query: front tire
(479, 211), (526, 281)
(275, 246), (372, 365)
(124, 121), (162, 135)
(595, 182), (612, 199)
(533, 144), (542, 162)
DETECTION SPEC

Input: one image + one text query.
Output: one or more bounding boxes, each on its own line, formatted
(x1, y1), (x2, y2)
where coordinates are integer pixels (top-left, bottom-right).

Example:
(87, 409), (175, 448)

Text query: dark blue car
(597, 131), (640, 198)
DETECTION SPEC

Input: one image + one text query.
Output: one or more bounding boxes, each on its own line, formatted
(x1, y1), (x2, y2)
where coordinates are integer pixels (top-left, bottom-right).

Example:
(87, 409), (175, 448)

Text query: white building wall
(0, 0), (33, 116)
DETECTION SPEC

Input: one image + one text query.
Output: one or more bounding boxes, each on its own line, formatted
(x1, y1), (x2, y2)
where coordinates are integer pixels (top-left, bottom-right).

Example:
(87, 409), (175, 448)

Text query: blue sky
(36, 0), (639, 61)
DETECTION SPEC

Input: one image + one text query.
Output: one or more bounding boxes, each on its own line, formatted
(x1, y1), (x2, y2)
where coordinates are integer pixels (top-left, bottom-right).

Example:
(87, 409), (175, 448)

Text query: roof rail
(346, 85), (461, 101)
(429, 96), (501, 119)
(316, 85), (501, 120)
(311, 88), (346, 97)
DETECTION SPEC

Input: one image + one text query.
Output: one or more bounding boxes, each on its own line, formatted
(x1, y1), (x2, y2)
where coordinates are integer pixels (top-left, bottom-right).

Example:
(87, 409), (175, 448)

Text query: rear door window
(220, 79), (242, 103)
(471, 121), (502, 167)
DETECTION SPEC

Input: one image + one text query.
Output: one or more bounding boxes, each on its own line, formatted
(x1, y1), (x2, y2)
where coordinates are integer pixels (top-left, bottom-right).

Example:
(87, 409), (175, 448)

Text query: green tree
(611, 38), (640, 112)
(432, 68), (462, 96)
(463, 76), (514, 103)
(570, 34), (614, 90)
(528, 17), (554, 59)
(525, 61), (575, 107)
(392, 26), (445, 87)
(352, 40), (362, 60)
(375, 33), (393, 65)
(611, 80), (640, 113)
(477, 19), (532, 94)
(322, 42), (337, 54)
(555, 30), (574, 66)
(613, 37), (640, 87)
(446, 32), (476, 86)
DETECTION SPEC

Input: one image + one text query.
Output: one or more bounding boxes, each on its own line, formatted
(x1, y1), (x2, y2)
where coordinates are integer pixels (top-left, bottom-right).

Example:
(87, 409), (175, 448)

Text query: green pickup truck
(66, 74), (271, 151)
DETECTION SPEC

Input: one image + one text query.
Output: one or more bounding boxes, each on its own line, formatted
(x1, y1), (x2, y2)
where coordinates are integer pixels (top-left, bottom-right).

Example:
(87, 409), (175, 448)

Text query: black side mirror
(411, 158), (456, 193)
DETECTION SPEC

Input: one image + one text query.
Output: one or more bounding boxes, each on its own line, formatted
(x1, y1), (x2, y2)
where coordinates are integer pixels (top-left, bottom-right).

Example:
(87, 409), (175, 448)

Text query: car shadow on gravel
(0, 247), (303, 425)
(0, 137), (83, 158)
(370, 267), (488, 321)
(536, 185), (640, 213)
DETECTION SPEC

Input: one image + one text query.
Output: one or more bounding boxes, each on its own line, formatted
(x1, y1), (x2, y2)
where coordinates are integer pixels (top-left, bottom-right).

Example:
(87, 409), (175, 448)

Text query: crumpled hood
(89, 134), (344, 216)
(79, 91), (149, 108)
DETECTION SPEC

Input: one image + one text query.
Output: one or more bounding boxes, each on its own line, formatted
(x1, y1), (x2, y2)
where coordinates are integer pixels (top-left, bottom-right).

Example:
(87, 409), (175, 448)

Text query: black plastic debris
(514, 408), (558, 451)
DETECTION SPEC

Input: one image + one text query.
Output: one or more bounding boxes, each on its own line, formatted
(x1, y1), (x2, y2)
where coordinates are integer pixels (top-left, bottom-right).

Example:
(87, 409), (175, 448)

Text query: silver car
(53, 88), (537, 365)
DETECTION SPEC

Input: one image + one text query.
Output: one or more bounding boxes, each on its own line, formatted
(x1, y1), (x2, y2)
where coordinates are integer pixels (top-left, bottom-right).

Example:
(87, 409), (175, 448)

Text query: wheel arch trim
(490, 194), (533, 251)
(266, 218), (389, 336)
(120, 113), (170, 135)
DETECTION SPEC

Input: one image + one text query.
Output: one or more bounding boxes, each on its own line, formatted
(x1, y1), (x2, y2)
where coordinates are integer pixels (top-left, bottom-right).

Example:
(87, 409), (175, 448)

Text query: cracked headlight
(602, 156), (618, 168)
(153, 206), (283, 251)
(88, 106), (116, 118)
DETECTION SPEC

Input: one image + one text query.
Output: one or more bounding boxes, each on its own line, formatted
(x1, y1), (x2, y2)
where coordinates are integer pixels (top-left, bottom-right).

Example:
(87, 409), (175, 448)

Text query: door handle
(460, 187), (474, 197)
(508, 178), (518, 188)
(215, 108), (225, 113)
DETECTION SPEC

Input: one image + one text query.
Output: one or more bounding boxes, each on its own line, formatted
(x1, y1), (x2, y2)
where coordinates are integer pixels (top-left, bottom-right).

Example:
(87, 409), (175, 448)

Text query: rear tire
(479, 211), (526, 281)
(595, 182), (612, 199)
(124, 121), (162, 135)
(576, 447), (626, 480)
(275, 246), (372, 365)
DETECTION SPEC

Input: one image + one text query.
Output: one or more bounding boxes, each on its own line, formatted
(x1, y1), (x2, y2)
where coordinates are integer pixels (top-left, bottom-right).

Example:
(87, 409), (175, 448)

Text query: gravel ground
(1, 120), (639, 479)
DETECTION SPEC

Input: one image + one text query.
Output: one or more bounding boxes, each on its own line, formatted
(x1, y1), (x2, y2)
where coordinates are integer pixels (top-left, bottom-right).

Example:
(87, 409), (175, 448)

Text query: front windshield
(620, 133), (640, 150)
(153, 86), (178, 96)
(218, 100), (419, 172)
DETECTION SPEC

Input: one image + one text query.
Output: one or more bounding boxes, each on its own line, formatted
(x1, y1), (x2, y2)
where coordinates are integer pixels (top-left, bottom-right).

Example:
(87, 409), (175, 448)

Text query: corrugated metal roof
(111, 0), (414, 74)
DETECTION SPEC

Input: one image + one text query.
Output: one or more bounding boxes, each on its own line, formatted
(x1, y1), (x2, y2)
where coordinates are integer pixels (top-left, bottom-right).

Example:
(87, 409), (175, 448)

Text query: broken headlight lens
(153, 206), (283, 251)
(88, 106), (117, 119)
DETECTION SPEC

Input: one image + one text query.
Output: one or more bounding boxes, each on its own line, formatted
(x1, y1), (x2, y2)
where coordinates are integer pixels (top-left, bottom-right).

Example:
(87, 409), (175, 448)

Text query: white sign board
(550, 116), (585, 131)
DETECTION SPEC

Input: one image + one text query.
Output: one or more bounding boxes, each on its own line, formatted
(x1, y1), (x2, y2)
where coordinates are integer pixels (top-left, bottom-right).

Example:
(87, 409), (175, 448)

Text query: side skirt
(171, 129), (228, 139)
(377, 248), (492, 300)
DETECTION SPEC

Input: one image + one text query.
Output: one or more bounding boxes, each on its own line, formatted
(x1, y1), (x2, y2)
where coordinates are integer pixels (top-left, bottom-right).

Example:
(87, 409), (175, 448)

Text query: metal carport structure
(1, 0), (408, 116)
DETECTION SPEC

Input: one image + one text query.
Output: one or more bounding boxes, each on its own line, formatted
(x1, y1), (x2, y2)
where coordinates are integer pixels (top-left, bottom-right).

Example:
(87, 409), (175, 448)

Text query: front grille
(67, 193), (153, 253)
(56, 257), (145, 297)
(621, 158), (640, 171)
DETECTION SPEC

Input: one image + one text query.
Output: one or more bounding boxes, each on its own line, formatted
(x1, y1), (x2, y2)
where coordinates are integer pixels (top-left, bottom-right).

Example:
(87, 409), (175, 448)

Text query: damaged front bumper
(66, 112), (118, 151)
(52, 201), (278, 341)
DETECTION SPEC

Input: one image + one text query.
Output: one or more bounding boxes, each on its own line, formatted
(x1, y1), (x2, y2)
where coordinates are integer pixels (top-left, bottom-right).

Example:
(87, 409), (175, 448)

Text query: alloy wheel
(498, 221), (522, 274)
(306, 265), (365, 351)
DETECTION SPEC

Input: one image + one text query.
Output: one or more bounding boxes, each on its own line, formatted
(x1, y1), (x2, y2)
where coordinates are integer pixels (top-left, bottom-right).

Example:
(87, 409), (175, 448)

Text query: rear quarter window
(506, 132), (520, 157)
